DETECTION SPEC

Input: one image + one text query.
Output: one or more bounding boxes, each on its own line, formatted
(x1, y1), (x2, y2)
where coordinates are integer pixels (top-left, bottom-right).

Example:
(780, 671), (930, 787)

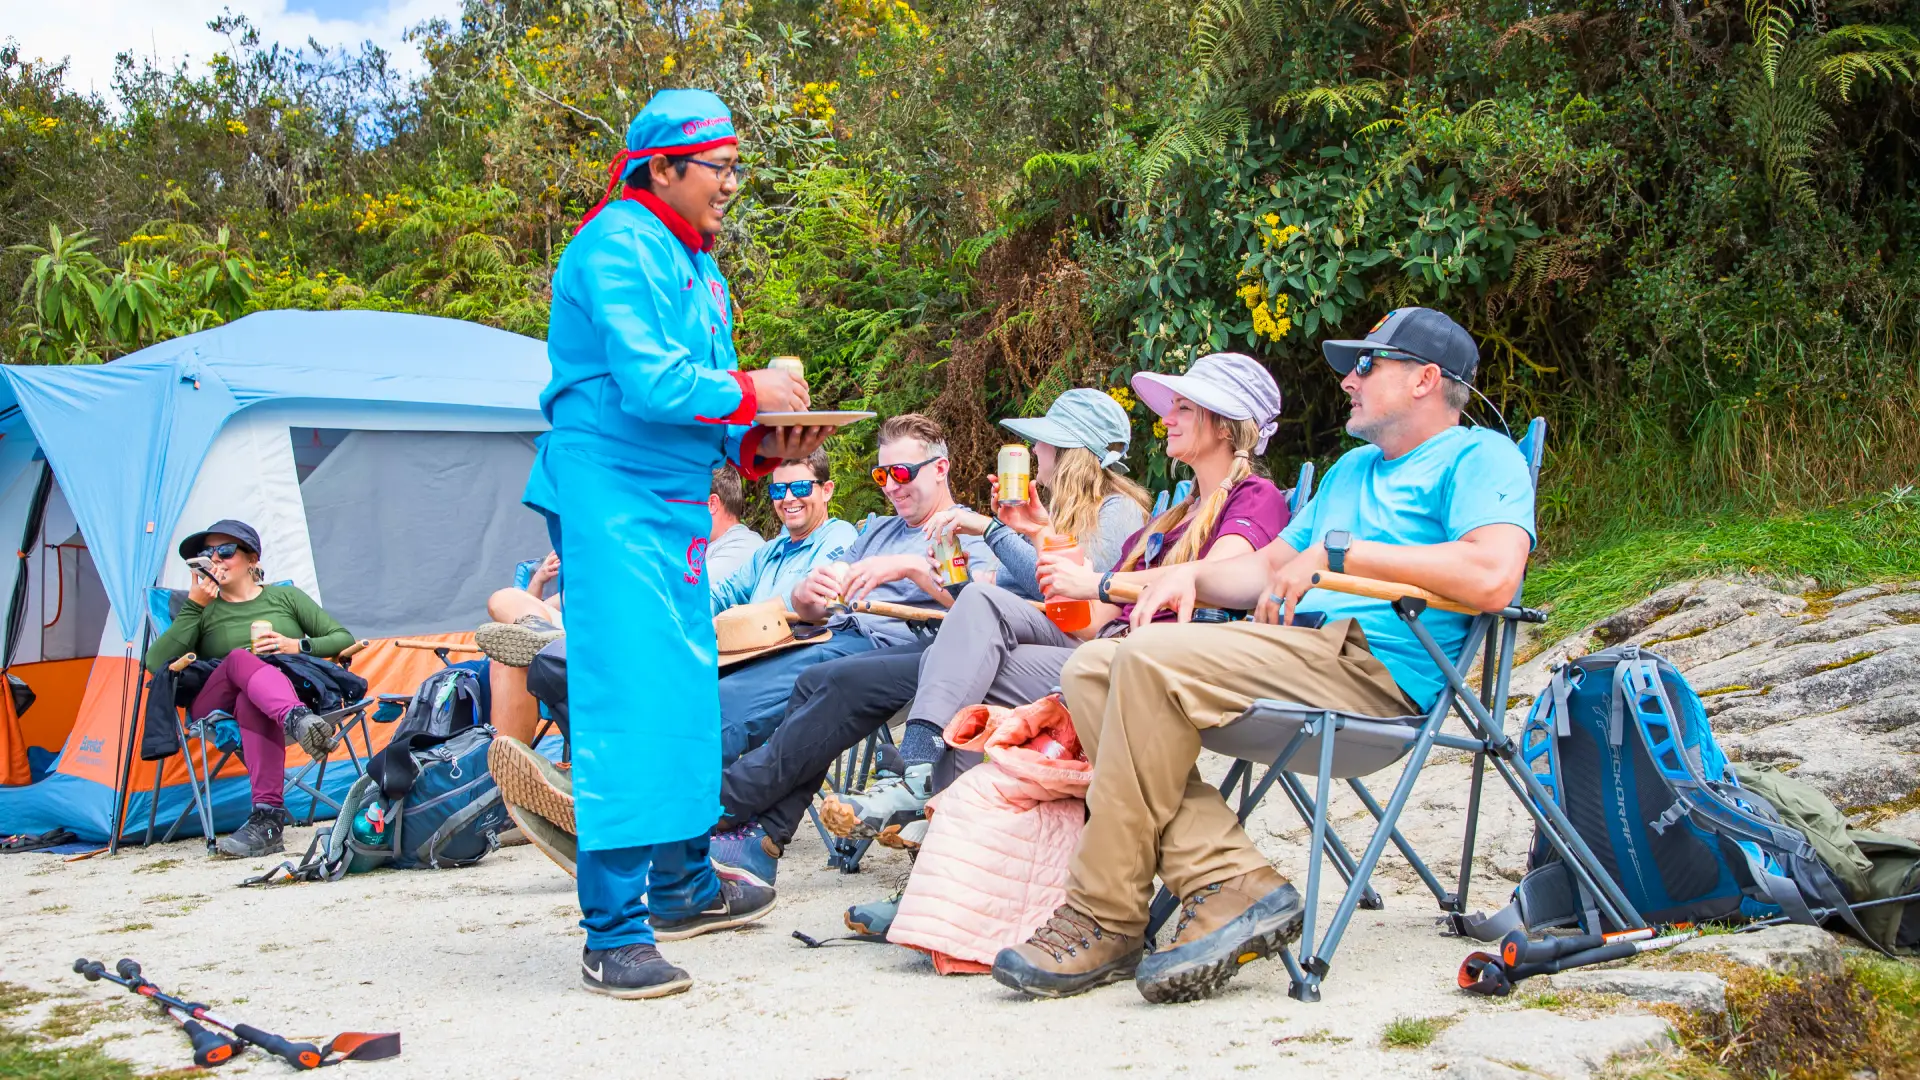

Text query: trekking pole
(113, 959), (325, 1070)
(1737, 889), (1920, 933)
(1457, 932), (1695, 996)
(1500, 926), (1654, 967)
(74, 958), (398, 1070)
(156, 1002), (244, 1067)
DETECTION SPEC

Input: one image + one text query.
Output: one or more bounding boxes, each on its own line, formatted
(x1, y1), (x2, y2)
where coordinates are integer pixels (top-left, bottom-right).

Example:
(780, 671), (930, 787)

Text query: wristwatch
(299, 636), (312, 654)
(1324, 530), (1353, 574)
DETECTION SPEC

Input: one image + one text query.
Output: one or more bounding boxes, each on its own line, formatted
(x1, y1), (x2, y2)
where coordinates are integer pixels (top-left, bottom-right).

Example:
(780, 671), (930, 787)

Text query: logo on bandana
(681, 116), (729, 137)
(685, 537), (708, 584)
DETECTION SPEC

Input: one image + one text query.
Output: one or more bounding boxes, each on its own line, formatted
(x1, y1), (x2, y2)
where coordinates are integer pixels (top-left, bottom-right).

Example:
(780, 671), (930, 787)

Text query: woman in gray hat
(921, 387), (1151, 592)
(819, 365), (1290, 849)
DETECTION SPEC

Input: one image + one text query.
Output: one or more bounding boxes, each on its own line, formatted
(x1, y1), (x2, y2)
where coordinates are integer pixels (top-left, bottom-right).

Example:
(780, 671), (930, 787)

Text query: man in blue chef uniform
(523, 88), (832, 999)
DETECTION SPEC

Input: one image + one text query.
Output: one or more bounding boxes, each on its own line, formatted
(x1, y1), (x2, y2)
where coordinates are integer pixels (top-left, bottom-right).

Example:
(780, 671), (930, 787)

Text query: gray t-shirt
(984, 494), (1149, 600)
(843, 509), (998, 647)
(706, 522), (765, 594)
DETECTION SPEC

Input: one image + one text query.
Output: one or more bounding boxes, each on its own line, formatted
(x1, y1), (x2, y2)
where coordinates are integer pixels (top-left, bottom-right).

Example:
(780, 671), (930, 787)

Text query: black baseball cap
(1322, 307), (1480, 385)
(179, 519), (262, 560)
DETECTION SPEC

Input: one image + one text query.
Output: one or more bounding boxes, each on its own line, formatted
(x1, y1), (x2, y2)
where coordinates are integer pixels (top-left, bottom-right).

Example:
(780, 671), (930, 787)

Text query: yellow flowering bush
(225, 119), (248, 136)
(1235, 281), (1293, 342)
(792, 81), (839, 119)
(1152, 420), (1168, 439)
(1106, 385), (1137, 411)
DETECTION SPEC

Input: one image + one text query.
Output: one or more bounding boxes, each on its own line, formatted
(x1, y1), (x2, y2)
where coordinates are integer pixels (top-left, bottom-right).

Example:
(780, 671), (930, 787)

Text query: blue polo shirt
(711, 517), (860, 615)
(1282, 426), (1536, 710)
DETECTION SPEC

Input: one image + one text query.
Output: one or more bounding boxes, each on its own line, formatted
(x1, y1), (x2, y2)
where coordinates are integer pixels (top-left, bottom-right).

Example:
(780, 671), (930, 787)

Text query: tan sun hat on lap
(715, 600), (831, 669)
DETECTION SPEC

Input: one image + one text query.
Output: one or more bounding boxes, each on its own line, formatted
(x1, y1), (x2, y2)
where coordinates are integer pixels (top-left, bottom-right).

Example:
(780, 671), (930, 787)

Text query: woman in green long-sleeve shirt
(148, 518), (356, 859)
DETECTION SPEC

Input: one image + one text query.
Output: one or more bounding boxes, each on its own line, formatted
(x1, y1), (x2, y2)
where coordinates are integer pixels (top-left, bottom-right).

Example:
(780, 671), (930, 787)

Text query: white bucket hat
(1131, 352), (1283, 453)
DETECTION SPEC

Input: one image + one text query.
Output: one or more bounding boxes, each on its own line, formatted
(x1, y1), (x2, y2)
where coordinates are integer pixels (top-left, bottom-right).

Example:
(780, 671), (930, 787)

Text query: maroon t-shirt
(1113, 475), (1291, 624)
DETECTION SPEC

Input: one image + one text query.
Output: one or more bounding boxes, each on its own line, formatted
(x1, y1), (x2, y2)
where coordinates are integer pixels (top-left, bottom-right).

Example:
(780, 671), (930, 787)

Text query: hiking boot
(991, 906), (1144, 999)
(652, 878), (777, 942)
(580, 943), (691, 1000)
(709, 822), (780, 888)
(819, 763), (932, 846)
(214, 805), (289, 859)
(845, 893), (901, 938)
(505, 803), (576, 878)
(282, 706), (335, 758)
(475, 616), (564, 668)
(490, 736), (574, 835)
(879, 818), (928, 851)
(1135, 866), (1304, 1004)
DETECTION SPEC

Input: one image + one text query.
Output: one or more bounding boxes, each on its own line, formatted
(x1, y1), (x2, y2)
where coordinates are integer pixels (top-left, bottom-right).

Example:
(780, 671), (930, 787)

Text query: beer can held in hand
(997, 444), (1031, 505)
(770, 355), (805, 379)
(250, 620), (275, 653)
(933, 533), (971, 588)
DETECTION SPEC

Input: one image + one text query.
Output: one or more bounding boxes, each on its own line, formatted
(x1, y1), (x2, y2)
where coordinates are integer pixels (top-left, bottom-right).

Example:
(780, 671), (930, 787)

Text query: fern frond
(1734, 41), (1836, 210)
(1491, 13), (1587, 55)
(1745, 0), (1804, 84)
(1810, 25), (1920, 101)
(1273, 80), (1390, 122)
(1136, 105), (1250, 185)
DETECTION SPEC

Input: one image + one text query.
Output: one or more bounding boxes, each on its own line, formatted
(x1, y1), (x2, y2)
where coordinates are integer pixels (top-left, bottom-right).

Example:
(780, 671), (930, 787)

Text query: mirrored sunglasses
(198, 543), (243, 560)
(871, 457), (943, 486)
(768, 480), (817, 500)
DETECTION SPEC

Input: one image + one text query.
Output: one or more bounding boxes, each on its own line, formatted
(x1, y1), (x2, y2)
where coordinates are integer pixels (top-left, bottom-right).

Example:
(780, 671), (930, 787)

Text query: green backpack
(1733, 763), (1920, 952)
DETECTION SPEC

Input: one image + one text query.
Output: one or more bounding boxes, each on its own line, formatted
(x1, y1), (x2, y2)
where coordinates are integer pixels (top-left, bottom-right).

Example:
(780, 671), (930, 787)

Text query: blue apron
(526, 195), (762, 851)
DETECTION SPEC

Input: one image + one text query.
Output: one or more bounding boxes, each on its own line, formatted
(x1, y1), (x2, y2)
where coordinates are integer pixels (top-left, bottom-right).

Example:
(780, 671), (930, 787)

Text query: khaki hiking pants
(1061, 618), (1414, 937)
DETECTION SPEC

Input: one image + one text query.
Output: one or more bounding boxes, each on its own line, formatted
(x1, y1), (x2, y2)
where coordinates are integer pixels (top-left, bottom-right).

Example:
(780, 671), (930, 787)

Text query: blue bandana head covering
(577, 88), (738, 232)
(619, 89), (738, 181)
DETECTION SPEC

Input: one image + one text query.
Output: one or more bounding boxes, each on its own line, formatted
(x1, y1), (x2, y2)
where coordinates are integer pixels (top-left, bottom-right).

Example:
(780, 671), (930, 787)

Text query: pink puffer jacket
(888, 697), (1091, 972)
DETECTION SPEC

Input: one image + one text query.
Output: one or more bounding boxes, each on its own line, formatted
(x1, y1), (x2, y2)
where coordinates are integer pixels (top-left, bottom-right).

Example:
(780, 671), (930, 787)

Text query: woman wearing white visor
(820, 360), (1290, 862)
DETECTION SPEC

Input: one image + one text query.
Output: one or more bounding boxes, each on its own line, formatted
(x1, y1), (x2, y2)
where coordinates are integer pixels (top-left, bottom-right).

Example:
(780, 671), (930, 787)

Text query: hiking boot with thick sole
(475, 616), (564, 668)
(581, 944), (691, 1000)
(490, 736), (575, 835)
(214, 805), (289, 859)
(1135, 866), (1304, 1004)
(281, 706), (335, 759)
(819, 763), (931, 847)
(991, 905), (1144, 999)
(652, 878), (777, 942)
(709, 822), (780, 888)
(505, 803), (576, 878)
(845, 893), (901, 938)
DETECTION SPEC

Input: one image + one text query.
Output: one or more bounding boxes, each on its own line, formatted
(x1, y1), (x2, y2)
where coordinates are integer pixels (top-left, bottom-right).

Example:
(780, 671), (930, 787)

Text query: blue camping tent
(0, 310), (552, 843)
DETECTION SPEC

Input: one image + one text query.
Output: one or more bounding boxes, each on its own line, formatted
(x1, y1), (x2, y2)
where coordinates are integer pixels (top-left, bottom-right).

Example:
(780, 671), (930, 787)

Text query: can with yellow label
(933, 533), (971, 587)
(997, 443), (1031, 505)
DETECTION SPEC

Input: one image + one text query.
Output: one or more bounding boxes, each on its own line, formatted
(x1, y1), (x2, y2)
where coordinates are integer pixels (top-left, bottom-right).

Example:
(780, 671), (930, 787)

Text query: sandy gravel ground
(1, 754), (1551, 1079)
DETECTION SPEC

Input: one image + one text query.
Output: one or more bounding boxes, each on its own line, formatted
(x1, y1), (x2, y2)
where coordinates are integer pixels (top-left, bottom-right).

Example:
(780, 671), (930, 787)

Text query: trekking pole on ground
(1457, 931), (1696, 996)
(1500, 926), (1654, 967)
(73, 958), (399, 1070)
(157, 1001), (243, 1067)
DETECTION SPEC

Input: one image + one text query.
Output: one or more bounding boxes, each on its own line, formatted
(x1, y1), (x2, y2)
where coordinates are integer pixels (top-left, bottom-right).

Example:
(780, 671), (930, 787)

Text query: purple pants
(190, 648), (303, 810)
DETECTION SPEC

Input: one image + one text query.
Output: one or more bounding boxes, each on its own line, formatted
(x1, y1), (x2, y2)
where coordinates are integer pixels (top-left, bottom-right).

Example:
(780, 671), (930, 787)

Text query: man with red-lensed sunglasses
(706, 413), (1001, 884)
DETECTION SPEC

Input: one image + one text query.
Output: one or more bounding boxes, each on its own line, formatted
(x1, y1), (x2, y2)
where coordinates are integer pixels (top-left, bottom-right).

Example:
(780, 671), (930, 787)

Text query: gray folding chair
(1143, 418), (1643, 1002)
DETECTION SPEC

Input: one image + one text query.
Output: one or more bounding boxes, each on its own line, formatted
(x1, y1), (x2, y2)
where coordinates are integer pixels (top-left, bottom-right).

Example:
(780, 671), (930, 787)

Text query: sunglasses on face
(768, 480), (817, 500)
(1354, 348), (1470, 386)
(198, 543), (243, 560)
(871, 457), (944, 486)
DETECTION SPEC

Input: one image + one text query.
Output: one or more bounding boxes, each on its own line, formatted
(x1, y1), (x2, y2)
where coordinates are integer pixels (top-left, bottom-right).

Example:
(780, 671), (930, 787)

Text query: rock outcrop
(1513, 580), (1920, 813)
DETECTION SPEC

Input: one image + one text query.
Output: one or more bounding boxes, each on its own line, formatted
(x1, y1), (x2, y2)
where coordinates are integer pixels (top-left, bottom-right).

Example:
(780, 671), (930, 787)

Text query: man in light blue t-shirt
(995, 307), (1536, 1007)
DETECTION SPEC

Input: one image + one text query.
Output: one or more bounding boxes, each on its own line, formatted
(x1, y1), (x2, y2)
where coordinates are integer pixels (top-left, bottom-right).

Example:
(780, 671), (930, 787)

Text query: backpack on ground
(245, 725), (507, 885)
(392, 664), (485, 741)
(1472, 644), (1887, 948)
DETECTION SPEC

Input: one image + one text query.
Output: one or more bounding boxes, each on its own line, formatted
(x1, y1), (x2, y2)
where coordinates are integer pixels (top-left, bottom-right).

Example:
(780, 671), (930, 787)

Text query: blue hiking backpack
(1494, 644), (1877, 942)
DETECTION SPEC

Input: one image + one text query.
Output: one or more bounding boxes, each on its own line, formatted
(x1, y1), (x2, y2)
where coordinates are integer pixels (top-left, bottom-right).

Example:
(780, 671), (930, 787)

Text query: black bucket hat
(178, 519), (262, 560)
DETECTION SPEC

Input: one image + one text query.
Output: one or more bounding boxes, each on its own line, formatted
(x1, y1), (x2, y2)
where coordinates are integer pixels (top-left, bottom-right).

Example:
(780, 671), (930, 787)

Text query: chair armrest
(338, 639), (370, 660)
(782, 601), (947, 625)
(1309, 571), (1482, 616)
(168, 652), (198, 673)
(393, 638), (484, 654)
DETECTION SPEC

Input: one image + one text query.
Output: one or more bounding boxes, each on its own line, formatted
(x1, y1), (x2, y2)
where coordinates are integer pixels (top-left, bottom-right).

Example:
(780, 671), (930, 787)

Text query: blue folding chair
(143, 585), (375, 840)
(1140, 419), (1642, 1002)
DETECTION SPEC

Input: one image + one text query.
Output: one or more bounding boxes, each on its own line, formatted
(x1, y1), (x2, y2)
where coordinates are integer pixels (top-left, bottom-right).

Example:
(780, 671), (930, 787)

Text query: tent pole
(107, 628), (150, 855)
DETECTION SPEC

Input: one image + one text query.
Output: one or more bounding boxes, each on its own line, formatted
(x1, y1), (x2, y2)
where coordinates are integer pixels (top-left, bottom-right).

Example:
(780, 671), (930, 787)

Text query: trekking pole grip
(232, 1024), (323, 1070)
(179, 1016), (239, 1067)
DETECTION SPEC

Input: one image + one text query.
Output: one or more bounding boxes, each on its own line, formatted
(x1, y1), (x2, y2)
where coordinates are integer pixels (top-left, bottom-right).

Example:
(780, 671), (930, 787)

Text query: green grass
(1380, 1014), (1454, 1049)
(0, 981), (195, 1080)
(1528, 488), (1920, 637)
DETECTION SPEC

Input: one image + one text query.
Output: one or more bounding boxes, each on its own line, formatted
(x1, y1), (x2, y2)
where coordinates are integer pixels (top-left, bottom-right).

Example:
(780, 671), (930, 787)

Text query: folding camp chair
(1139, 419), (1643, 1002)
(143, 586), (375, 840)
